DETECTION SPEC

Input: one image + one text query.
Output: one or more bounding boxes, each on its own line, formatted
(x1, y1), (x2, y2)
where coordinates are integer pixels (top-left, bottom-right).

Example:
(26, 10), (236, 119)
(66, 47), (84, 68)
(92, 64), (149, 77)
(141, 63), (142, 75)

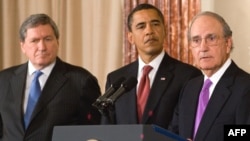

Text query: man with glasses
(168, 11), (250, 141)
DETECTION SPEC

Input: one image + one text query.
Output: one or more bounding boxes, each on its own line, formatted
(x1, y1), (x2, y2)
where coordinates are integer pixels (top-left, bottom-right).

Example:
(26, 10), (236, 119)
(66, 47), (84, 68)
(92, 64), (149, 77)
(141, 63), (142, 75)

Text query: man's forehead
(133, 10), (160, 20)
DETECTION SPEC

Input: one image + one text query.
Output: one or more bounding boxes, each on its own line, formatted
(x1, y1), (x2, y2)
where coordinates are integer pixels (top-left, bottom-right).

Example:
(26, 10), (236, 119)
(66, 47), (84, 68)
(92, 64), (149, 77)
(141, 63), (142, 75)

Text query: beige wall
(201, 0), (250, 73)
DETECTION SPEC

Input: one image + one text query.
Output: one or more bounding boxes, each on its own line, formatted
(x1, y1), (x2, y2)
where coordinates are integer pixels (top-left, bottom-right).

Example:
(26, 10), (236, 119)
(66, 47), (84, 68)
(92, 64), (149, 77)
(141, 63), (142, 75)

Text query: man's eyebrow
(191, 33), (216, 38)
(191, 35), (200, 39)
(135, 22), (145, 27)
(151, 19), (161, 23)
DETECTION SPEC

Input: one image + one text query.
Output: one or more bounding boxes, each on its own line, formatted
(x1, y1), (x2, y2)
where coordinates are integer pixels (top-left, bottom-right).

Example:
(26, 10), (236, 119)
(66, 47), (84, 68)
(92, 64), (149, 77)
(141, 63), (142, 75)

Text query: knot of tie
(202, 78), (212, 90)
(34, 70), (43, 80)
(142, 65), (153, 76)
(30, 70), (43, 100)
(138, 65), (153, 95)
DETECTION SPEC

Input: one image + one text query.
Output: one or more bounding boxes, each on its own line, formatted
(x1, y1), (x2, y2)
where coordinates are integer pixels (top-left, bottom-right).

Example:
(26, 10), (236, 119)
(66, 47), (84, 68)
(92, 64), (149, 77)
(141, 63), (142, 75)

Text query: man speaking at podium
(168, 11), (250, 141)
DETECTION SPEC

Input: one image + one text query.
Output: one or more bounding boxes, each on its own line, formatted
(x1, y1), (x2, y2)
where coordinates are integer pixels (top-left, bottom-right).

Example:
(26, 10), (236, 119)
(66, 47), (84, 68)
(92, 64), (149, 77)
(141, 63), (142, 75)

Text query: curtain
(123, 0), (201, 65)
(0, 0), (200, 92)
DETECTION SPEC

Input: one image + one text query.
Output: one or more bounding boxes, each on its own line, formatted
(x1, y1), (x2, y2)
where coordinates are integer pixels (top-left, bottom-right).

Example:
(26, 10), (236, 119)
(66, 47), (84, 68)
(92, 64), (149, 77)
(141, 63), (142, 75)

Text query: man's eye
(207, 35), (217, 41)
(152, 22), (160, 26)
(192, 38), (201, 43)
(45, 38), (52, 41)
(31, 39), (39, 43)
(136, 25), (144, 29)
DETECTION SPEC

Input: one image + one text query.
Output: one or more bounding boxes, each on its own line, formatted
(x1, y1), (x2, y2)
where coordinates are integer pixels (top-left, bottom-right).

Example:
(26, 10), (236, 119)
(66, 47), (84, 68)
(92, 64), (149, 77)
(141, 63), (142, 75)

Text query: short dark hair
(19, 13), (59, 42)
(127, 3), (165, 32)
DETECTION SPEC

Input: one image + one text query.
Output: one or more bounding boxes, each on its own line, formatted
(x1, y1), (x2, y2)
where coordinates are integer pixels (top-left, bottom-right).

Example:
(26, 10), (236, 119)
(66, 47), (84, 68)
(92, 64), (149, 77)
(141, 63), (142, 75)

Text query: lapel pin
(160, 77), (166, 80)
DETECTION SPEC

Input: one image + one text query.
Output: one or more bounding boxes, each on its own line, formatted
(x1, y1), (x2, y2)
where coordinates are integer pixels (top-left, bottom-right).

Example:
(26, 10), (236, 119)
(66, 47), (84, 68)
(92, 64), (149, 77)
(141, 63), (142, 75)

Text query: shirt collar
(138, 50), (165, 72)
(204, 58), (231, 83)
(28, 61), (56, 76)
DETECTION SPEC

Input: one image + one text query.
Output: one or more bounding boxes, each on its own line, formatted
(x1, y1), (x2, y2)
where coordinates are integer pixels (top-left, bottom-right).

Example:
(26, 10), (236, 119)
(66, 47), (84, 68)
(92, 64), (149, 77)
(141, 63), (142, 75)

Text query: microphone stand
(98, 99), (116, 124)
(93, 77), (137, 124)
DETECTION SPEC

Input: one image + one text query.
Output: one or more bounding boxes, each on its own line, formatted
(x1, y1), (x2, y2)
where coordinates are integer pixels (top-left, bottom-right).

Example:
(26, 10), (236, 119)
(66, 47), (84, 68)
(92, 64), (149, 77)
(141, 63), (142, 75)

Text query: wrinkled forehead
(190, 15), (224, 37)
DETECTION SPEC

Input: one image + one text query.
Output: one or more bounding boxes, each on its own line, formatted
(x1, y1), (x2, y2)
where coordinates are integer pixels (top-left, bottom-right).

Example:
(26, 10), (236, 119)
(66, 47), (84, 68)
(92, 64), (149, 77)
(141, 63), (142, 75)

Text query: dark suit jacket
(168, 61), (250, 141)
(0, 57), (101, 141)
(101, 53), (202, 129)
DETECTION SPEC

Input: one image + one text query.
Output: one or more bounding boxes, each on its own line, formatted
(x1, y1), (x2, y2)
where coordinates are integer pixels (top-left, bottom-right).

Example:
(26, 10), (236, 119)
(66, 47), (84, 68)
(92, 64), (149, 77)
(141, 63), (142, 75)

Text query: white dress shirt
(23, 61), (55, 113)
(137, 50), (165, 93)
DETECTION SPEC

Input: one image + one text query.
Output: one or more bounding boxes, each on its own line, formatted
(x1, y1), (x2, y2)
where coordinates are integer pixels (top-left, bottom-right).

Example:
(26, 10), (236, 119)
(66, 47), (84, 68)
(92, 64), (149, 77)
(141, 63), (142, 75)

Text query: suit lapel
(116, 62), (138, 123)
(195, 62), (237, 140)
(142, 54), (174, 123)
(119, 87), (138, 123)
(10, 64), (28, 131)
(182, 76), (203, 137)
(30, 59), (67, 123)
(196, 82), (231, 139)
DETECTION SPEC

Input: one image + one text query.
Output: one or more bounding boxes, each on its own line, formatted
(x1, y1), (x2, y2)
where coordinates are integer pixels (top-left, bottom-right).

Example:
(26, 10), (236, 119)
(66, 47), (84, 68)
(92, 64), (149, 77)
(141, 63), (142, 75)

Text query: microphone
(105, 77), (137, 105)
(92, 77), (125, 108)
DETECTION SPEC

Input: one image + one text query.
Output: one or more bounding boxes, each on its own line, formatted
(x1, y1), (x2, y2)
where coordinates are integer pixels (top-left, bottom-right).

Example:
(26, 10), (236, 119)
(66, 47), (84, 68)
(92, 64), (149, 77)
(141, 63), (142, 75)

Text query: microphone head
(103, 77), (138, 107)
(111, 77), (126, 89)
(121, 77), (138, 91)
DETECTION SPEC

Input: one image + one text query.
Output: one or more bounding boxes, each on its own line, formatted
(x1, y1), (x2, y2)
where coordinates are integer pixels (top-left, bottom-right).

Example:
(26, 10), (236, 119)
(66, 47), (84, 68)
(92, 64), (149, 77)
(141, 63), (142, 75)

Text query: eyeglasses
(190, 34), (222, 48)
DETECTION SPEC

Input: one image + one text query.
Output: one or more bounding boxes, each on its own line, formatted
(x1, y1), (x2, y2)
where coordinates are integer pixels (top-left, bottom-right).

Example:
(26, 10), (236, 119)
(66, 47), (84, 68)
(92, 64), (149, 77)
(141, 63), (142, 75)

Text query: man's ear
(20, 42), (26, 54)
(127, 32), (134, 44)
(226, 36), (233, 53)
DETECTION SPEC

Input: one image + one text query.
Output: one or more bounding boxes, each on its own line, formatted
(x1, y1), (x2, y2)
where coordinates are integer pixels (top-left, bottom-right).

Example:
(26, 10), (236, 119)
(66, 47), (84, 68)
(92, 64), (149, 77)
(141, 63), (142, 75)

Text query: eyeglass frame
(189, 34), (226, 48)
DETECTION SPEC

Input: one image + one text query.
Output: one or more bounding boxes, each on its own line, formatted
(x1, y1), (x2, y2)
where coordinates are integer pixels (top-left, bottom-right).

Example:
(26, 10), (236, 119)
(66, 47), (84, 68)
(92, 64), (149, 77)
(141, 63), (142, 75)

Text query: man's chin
(35, 60), (51, 67)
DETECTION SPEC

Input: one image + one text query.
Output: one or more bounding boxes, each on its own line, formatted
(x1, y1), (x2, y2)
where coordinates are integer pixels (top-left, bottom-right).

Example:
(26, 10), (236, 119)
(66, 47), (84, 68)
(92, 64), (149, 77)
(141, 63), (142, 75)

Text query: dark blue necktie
(24, 70), (43, 129)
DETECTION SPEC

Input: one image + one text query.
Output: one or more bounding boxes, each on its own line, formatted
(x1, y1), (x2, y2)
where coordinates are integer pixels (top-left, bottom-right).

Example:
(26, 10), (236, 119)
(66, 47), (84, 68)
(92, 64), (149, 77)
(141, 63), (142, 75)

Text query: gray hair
(188, 11), (232, 41)
(19, 13), (59, 42)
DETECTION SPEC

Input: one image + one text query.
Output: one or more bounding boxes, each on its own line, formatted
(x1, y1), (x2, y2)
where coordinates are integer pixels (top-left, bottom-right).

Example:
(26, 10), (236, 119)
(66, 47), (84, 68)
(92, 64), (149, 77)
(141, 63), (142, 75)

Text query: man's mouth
(145, 38), (157, 44)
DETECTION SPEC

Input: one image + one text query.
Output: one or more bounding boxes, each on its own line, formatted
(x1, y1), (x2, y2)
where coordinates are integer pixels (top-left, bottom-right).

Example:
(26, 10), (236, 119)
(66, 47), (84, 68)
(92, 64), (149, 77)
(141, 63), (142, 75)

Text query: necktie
(137, 65), (153, 122)
(24, 70), (43, 129)
(193, 78), (212, 137)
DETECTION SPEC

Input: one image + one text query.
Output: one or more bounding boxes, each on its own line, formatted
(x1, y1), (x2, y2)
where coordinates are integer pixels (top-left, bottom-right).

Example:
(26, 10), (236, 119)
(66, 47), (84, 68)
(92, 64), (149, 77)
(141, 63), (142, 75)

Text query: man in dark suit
(101, 3), (202, 130)
(0, 13), (101, 141)
(168, 11), (250, 141)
